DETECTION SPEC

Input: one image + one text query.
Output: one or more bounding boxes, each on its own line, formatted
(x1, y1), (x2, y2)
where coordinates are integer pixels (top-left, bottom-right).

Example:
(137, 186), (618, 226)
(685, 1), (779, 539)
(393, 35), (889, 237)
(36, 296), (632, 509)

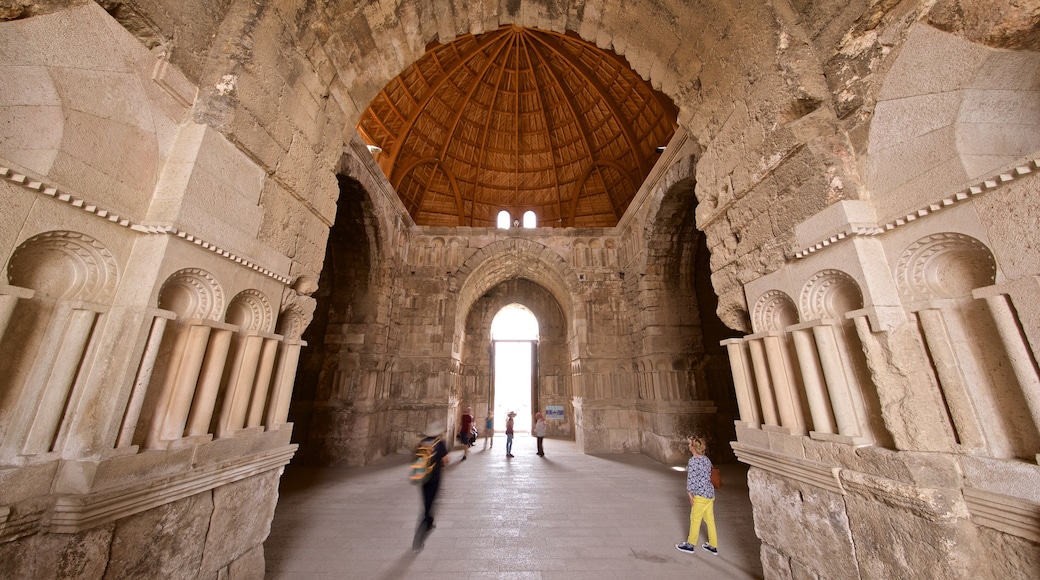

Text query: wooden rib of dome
(357, 25), (678, 228)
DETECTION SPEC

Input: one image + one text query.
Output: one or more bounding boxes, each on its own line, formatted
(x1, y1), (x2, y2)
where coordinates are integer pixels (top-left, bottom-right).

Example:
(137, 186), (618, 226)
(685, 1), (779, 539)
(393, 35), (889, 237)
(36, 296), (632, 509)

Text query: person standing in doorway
(505, 411), (516, 458)
(533, 412), (547, 456)
(675, 436), (719, 555)
(459, 406), (474, 461)
(413, 422), (449, 552)
(483, 412), (494, 449)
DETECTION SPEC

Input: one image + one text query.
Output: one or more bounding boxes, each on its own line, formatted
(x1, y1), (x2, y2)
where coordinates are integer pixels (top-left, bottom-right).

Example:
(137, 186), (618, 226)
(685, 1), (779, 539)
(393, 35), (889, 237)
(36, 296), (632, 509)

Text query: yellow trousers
(687, 495), (717, 548)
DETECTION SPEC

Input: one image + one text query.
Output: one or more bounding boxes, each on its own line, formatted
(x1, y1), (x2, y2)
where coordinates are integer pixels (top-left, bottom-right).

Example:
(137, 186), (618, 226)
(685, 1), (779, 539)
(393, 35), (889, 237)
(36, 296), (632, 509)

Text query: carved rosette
(158, 268), (225, 320)
(799, 269), (864, 321)
(226, 289), (273, 333)
(7, 231), (118, 302)
(895, 233), (996, 301)
(752, 290), (799, 333)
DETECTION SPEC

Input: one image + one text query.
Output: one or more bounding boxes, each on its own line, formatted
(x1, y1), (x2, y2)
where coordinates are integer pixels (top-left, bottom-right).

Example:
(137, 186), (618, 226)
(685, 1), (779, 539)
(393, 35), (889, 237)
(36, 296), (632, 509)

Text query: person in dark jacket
(413, 421), (450, 552)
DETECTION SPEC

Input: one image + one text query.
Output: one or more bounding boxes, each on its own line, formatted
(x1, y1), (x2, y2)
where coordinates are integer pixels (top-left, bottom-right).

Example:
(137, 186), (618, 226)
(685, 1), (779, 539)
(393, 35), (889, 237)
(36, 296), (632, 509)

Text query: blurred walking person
(413, 422), (449, 552)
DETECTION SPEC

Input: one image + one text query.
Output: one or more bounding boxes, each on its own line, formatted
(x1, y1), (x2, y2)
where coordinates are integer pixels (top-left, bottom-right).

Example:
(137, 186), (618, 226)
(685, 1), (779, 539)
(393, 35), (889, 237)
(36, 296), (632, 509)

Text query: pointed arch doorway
(490, 304), (539, 433)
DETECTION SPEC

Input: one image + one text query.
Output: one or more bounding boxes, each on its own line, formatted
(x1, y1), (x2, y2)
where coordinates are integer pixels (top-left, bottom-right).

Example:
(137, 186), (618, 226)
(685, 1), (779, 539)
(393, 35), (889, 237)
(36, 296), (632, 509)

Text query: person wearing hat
(505, 411), (516, 458)
(413, 421), (449, 551)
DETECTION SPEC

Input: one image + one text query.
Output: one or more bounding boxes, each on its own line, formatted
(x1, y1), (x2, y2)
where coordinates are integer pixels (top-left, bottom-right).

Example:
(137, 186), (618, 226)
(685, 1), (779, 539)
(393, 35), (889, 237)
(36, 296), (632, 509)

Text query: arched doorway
(490, 304), (539, 433)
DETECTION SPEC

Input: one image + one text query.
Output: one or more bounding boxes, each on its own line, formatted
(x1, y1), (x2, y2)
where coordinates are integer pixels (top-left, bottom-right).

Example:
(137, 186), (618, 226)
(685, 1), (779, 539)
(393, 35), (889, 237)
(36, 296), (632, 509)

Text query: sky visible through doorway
(491, 304), (538, 433)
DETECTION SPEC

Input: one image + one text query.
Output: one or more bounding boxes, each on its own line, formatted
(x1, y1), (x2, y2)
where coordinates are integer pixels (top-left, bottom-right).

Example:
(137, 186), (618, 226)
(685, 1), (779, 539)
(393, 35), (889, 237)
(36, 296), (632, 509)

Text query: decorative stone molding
(894, 233), (996, 301)
(793, 157), (1039, 259)
(752, 290), (799, 333)
(0, 165), (291, 285)
(799, 270), (863, 321)
(7, 231), (118, 302)
(158, 268), (225, 321)
(732, 442), (844, 494)
(963, 487), (1040, 543)
(47, 445), (297, 533)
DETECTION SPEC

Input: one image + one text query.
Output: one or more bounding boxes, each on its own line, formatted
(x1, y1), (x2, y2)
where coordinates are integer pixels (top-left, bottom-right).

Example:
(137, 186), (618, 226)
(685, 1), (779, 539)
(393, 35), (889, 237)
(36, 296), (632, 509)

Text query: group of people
(455, 406), (548, 461)
(413, 410), (720, 558)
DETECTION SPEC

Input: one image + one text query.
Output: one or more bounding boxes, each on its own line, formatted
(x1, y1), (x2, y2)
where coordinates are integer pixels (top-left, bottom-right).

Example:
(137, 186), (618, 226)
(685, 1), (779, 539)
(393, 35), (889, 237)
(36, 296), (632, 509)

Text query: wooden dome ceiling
(356, 25), (678, 228)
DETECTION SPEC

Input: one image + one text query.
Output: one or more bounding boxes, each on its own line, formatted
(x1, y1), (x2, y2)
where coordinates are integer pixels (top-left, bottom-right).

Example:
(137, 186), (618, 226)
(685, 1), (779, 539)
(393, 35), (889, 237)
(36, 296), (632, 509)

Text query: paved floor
(265, 434), (763, 580)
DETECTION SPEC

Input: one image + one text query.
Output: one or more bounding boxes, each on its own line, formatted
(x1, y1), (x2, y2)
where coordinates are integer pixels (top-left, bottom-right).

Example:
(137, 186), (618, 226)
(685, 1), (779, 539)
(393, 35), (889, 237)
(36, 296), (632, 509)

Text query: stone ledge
(732, 442), (843, 494)
(0, 162), (292, 285)
(791, 153), (1040, 259)
(963, 487), (1040, 544)
(8, 444), (297, 536)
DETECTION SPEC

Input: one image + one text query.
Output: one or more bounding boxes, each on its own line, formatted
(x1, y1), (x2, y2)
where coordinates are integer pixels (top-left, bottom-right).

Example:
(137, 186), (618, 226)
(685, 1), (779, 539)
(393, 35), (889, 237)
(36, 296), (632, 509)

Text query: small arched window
(497, 210), (511, 229)
(522, 211), (536, 228)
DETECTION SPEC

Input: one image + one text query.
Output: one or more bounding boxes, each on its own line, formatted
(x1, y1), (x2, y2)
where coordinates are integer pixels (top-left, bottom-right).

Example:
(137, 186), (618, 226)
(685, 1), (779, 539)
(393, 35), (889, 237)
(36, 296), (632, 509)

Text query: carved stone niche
(752, 290), (799, 333)
(799, 269), (864, 322)
(7, 231), (118, 303)
(226, 289), (273, 333)
(895, 233), (997, 301)
(158, 267), (225, 321)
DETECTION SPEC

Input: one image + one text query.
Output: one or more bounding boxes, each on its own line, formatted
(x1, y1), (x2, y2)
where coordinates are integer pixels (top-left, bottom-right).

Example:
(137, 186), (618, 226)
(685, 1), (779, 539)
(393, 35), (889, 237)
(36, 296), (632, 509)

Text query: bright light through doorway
(491, 304), (539, 433)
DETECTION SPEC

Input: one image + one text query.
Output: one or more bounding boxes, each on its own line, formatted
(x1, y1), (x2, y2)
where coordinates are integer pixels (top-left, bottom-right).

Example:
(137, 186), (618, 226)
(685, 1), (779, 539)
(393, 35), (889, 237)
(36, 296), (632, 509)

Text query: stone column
(722, 338), (760, 427)
(146, 319), (232, 449)
(22, 302), (104, 455)
(116, 311), (175, 448)
(265, 338), (306, 429)
(184, 325), (235, 438)
(245, 335), (280, 428)
(911, 302), (986, 450)
(789, 324), (837, 435)
(976, 292), (1040, 446)
(809, 320), (867, 442)
(747, 336), (780, 427)
(762, 332), (808, 434)
(218, 332), (278, 436)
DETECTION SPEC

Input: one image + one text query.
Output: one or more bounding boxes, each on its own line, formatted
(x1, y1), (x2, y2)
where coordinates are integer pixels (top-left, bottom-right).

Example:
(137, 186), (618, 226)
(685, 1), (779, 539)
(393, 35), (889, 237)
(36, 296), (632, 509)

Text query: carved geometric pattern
(157, 268), (225, 321)
(895, 233), (996, 301)
(7, 231), (118, 302)
(226, 289), (273, 333)
(752, 290), (799, 333)
(799, 269), (864, 321)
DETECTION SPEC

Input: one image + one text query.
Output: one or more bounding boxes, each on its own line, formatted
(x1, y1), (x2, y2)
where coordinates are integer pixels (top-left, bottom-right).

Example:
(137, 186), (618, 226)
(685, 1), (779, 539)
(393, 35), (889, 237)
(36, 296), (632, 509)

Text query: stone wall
(0, 3), (329, 577)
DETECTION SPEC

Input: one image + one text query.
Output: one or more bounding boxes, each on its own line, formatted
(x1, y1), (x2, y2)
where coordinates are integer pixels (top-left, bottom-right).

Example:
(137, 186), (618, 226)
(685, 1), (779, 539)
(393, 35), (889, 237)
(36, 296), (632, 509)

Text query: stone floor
(265, 434), (764, 580)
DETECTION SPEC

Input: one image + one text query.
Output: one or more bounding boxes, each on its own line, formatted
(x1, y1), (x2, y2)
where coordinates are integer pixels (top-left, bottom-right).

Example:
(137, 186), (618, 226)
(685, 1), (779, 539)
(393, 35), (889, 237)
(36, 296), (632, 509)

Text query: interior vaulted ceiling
(357, 25), (678, 229)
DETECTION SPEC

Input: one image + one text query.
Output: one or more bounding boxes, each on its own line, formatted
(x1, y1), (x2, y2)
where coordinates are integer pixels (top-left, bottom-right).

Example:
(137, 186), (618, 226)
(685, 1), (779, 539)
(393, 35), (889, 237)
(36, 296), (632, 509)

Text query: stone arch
(799, 270), (864, 321)
(895, 233), (997, 301)
(452, 238), (578, 357)
(225, 289), (274, 333)
(455, 239), (578, 321)
(752, 290), (799, 333)
(157, 268), (225, 321)
(640, 154), (699, 255)
(7, 231), (118, 303)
